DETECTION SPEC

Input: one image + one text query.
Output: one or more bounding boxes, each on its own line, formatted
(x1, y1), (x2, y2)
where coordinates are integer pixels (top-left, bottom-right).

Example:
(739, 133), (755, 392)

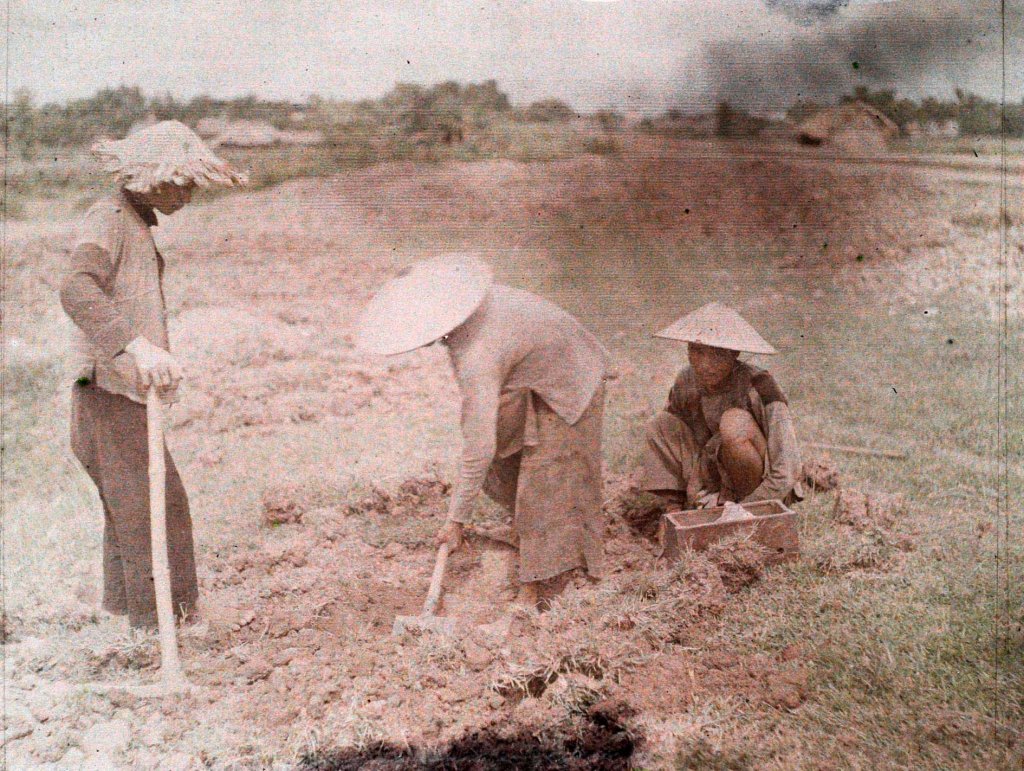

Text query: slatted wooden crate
(660, 499), (800, 565)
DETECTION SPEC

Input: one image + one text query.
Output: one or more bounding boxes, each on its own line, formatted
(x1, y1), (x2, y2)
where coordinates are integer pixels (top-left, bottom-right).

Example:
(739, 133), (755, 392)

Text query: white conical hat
(92, 120), (247, 193)
(654, 302), (777, 354)
(356, 255), (494, 356)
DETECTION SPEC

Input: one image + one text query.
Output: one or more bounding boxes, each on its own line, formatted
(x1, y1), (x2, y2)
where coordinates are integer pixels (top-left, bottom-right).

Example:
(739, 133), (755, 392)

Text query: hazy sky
(6, 0), (1021, 113)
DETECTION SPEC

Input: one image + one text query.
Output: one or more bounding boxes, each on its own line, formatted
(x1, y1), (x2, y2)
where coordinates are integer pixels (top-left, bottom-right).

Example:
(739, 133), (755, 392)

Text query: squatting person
(59, 121), (244, 629)
(357, 256), (609, 607)
(642, 302), (804, 510)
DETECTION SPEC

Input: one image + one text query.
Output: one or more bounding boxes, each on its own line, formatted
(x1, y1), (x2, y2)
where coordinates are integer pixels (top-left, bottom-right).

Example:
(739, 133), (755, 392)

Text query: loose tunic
(60, 191), (197, 628)
(444, 285), (608, 582)
(63, 190), (170, 404)
(643, 362), (804, 506)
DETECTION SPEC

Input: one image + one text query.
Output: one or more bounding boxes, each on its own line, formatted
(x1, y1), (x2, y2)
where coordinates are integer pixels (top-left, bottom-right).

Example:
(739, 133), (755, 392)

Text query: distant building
(211, 120), (280, 147)
(927, 119), (960, 138)
(902, 119), (960, 139)
(127, 113), (159, 136)
(797, 101), (899, 151)
(193, 118), (324, 148)
(276, 129), (326, 146)
(195, 116), (230, 139)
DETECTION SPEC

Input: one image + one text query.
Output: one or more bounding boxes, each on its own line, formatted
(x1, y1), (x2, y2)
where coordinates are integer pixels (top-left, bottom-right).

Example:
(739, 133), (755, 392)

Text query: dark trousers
(70, 384), (198, 629)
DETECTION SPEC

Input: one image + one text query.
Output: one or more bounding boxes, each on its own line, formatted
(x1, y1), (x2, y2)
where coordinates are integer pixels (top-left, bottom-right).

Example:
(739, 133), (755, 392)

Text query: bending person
(357, 256), (608, 607)
(642, 303), (804, 510)
(60, 121), (245, 629)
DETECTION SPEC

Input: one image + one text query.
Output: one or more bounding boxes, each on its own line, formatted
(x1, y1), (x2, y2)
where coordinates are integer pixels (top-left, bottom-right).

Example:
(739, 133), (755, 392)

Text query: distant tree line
(787, 86), (1024, 136)
(7, 81), (585, 157)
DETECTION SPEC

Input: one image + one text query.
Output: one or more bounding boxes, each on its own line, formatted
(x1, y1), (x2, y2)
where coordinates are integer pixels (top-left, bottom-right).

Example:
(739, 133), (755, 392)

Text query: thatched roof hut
(211, 120), (281, 148)
(798, 101), (899, 151)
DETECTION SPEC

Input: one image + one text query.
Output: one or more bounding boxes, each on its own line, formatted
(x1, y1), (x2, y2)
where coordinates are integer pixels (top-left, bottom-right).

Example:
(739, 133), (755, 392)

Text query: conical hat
(356, 255), (494, 356)
(92, 120), (247, 193)
(654, 302), (777, 354)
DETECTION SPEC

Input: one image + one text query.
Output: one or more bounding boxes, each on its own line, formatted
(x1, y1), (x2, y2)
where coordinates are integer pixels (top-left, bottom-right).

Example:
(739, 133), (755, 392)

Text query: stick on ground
(807, 442), (908, 460)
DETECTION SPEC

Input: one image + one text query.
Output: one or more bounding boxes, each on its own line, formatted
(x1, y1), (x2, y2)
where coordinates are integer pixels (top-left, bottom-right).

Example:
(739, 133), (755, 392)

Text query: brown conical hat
(92, 120), (247, 193)
(654, 302), (777, 354)
(356, 255), (494, 356)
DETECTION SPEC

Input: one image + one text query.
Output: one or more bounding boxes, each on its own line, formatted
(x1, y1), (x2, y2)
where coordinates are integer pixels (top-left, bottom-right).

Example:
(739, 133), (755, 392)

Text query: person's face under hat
(139, 181), (195, 215)
(687, 342), (739, 391)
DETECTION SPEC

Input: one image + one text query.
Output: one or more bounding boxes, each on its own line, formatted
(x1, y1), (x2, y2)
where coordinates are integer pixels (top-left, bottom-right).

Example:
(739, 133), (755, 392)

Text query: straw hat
(356, 255), (494, 356)
(92, 120), (247, 193)
(654, 302), (777, 355)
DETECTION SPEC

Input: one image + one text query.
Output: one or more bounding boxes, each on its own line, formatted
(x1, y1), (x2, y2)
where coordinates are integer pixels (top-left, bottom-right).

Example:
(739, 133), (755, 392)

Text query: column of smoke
(701, 0), (1013, 115)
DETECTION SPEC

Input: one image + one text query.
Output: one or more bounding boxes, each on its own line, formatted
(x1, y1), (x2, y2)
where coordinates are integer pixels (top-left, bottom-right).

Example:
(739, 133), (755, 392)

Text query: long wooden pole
(806, 442), (907, 460)
(146, 386), (186, 689)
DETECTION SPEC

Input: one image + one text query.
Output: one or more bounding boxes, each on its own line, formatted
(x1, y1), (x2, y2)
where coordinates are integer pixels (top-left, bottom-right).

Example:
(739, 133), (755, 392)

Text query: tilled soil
(5, 138), (998, 768)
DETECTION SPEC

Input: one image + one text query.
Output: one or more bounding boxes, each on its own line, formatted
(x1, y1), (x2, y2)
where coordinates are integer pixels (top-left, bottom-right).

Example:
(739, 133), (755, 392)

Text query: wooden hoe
(76, 386), (194, 697)
(392, 542), (458, 636)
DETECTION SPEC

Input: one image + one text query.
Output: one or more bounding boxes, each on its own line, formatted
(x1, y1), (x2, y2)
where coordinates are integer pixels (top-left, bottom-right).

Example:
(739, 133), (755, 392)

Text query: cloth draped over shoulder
(444, 285), (609, 579)
(666, 362), (804, 504)
(60, 191), (169, 404)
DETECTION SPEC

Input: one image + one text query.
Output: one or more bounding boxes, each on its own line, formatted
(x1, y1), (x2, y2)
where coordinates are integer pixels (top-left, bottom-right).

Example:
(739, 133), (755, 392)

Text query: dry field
(3, 135), (1023, 769)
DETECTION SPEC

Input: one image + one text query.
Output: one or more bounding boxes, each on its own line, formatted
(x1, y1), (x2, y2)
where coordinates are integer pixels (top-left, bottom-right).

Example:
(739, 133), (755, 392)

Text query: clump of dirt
(803, 453), (840, 492)
(261, 483), (307, 526)
(298, 698), (637, 770)
(342, 475), (451, 518)
(801, 488), (913, 575)
(812, 529), (896, 575)
(608, 487), (668, 539)
(833, 489), (904, 531)
(492, 555), (729, 705)
(704, 534), (771, 593)
(0, 610), (16, 644)
(88, 639), (159, 674)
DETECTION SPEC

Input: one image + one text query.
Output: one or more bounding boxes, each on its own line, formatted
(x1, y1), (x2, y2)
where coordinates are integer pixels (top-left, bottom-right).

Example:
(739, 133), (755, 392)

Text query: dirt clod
(342, 475), (451, 519)
(261, 483), (307, 526)
(803, 454), (840, 491)
(705, 535), (770, 593)
(833, 489), (904, 531)
(613, 488), (668, 539)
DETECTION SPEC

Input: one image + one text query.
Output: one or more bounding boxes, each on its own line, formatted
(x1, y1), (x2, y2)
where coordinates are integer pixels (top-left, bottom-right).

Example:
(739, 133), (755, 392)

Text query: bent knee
(719, 408), (760, 445)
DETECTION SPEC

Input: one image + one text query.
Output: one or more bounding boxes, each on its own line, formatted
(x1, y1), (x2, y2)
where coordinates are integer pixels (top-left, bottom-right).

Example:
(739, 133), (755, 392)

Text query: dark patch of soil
(612, 488), (667, 539)
(298, 700), (638, 770)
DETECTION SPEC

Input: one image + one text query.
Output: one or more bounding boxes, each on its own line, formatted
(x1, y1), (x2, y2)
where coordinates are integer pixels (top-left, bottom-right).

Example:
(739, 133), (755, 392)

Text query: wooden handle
(422, 542), (450, 616)
(146, 386), (186, 686)
(807, 442), (907, 460)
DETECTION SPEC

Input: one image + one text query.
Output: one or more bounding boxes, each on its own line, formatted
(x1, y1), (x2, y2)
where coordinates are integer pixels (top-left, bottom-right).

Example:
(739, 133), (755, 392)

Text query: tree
(715, 101), (735, 137)
(10, 89), (37, 157)
(525, 99), (576, 123)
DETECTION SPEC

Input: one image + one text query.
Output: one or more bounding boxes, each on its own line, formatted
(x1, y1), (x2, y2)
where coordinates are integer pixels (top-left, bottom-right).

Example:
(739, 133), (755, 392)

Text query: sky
(5, 0), (1021, 114)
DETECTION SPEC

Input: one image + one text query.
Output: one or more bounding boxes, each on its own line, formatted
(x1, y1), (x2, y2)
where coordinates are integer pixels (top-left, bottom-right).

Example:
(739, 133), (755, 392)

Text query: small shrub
(583, 136), (621, 156)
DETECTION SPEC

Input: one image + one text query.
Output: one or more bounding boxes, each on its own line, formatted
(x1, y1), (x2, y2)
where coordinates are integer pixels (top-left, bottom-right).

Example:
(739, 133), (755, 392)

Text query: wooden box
(660, 499), (799, 565)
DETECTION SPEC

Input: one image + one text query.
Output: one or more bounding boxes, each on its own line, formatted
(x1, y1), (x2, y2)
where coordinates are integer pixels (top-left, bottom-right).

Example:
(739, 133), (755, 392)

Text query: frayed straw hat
(654, 302), (777, 355)
(356, 255), (493, 356)
(92, 120), (246, 193)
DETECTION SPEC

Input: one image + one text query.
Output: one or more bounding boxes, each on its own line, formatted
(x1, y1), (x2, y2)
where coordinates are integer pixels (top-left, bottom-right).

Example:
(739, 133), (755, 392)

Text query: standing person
(60, 121), (245, 629)
(357, 256), (609, 607)
(642, 302), (804, 509)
